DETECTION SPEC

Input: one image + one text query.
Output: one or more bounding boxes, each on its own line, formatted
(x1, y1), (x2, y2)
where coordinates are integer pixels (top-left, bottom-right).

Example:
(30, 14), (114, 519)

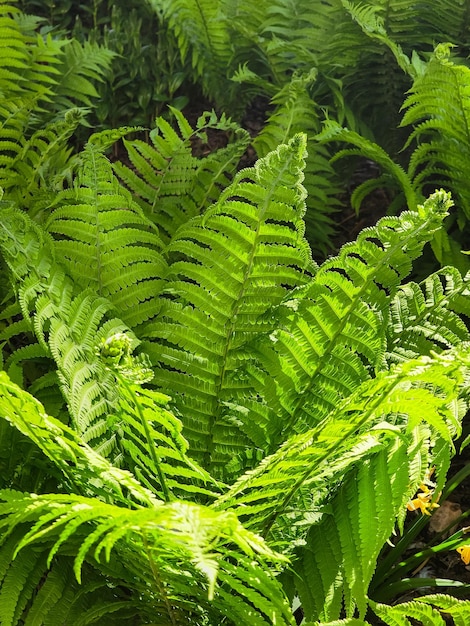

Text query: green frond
(371, 597), (451, 626)
(52, 38), (115, 110)
(0, 205), (136, 451)
(214, 345), (469, 539)
(254, 191), (451, 446)
(0, 108), (83, 214)
(401, 44), (470, 220)
(114, 108), (249, 245)
(150, 0), (236, 108)
(316, 119), (417, 211)
(98, 337), (221, 500)
(254, 72), (341, 254)
(0, 4), (63, 103)
(0, 371), (158, 506)
(296, 437), (420, 621)
(0, 489), (293, 625)
(416, 595), (470, 626)
(317, 1), (414, 151)
(144, 133), (313, 476)
(46, 136), (166, 329)
(386, 267), (470, 364)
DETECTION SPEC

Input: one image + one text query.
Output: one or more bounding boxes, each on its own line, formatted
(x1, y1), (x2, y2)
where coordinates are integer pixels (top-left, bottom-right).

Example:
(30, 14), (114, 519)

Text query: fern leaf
(255, 191), (451, 447)
(151, 0), (236, 108)
(114, 108), (249, 245)
(254, 71), (341, 254)
(0, 206), (139, 452)
(417, 594), (470, 626)
(316, 119), (417, 211)
(386, 267), (470, 365)
(0, 371), (158, 506)
(145, 133), (312, 476)
(46, 135), (166, 329)
(214, 346), (469, 536)
(52, 38), (115, 109)
(0, 490), (293, 625)
(401, 44), (470, 220)
(371, 598), (448, 626)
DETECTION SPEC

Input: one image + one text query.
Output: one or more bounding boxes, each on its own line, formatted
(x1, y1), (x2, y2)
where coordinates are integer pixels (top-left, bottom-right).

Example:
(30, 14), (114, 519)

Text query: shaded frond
(149, 0), (236, 108)
(0, 205), (132, 452)
(0, 489), (294, 626)
(0, 108), (83, 214)
(254, 71), (341, 254)
(0, 371), (158, 506)
(401, 44), (470, 220)
(114, 108), (250, 245)
(52, 38), (115, 110)
(316, 118), (417, 212)
(386, 267), (470, 364)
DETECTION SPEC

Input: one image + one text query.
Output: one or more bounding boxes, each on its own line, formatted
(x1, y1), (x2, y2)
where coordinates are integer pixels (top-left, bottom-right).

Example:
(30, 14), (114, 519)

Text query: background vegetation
(2, 0), (470, 624)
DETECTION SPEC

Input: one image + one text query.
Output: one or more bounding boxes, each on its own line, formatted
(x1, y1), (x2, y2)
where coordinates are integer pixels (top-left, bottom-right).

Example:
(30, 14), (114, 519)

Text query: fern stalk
(114, 369), (171, 502)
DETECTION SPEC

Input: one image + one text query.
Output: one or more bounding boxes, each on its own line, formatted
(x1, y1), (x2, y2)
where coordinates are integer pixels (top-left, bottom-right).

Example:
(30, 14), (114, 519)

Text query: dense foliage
(2, 1), (470, 624)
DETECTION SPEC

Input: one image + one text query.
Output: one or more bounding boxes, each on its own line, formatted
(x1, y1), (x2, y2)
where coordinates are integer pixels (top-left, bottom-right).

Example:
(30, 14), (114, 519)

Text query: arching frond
(371, 595), (470, 626)
(253, 191), (451, 448)
(401, 44), (470, 221)
(386, 267), (470, 364)
(0, 489), (293, 626)
(0, 206), (131, 452)
(253, 72), (341, 254)
(0, 371), (158, 506)
(214, 347), (468, 537)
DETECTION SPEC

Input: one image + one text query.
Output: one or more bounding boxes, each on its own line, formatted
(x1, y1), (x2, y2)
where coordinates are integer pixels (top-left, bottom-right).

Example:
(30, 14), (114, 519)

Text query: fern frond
(0, 489), (294, 625)
(254, 191), (451, 447)
(371, 597), (458, 626)
(296, 433), (426, 622)
(316, 119), (417, 211)
(46, 135), (166, 329)
(0, 4), (63, 104)
(401, 44), (470, 220)
(144, 133), (313, 477)
(150, 0), (236, 108)
(0, 205), (135, 452)
(254, 72), (340, 254)
(386, 267), (470, 364)
(0, 371), (158, 506)
(52, 38), (115, 110)
(214, 345), (469, 536)
(0, 108), (83, 214)
(114, 108), (249, 246)
(416, 595), (470, 625)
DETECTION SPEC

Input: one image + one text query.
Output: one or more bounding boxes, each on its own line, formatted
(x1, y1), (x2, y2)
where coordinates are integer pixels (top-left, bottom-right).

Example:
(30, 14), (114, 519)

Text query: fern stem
(115, 371), (172, 503)
(143, 533), (179, 626)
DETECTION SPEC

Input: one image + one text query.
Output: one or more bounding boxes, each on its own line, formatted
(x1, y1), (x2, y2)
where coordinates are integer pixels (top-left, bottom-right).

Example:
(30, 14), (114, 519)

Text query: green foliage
(0, 0), (113, 216)
(1, 112), (470, 622)
(3, 1), (470, 620)
(19, 0), (190, 129)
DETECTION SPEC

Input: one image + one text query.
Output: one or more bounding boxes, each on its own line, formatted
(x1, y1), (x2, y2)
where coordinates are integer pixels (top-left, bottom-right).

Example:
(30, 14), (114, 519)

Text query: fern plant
(2, 115), (470, 624)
